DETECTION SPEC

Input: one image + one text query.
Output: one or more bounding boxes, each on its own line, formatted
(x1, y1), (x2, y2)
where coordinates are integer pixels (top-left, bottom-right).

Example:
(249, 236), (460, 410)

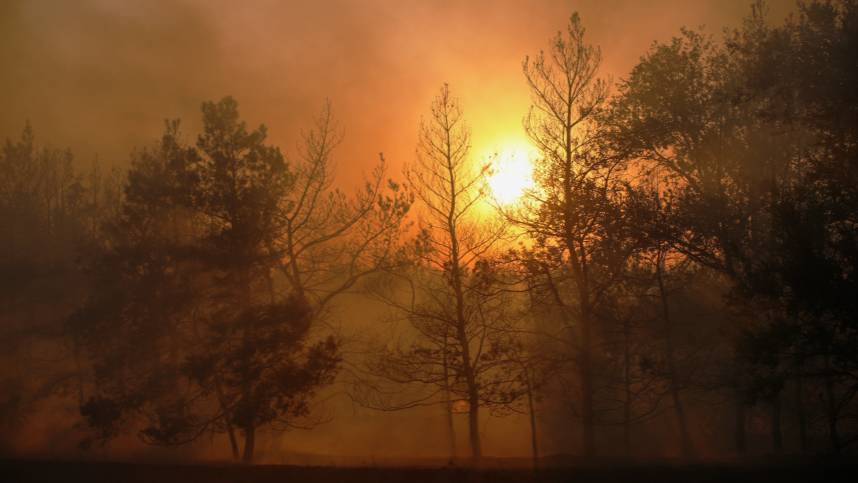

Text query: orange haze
(1, 0), (794, 186)
(0, 0), (796, 460)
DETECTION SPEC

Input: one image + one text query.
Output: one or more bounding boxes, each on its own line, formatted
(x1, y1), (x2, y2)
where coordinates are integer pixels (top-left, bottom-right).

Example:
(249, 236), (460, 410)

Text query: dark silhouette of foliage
(72, 98), (340, 461)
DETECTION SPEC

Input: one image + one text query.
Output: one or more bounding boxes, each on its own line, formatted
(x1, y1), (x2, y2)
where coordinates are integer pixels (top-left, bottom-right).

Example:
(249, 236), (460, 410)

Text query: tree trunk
(452, 271), (481, 459)
(444, 130), (481, 461)
(444, 399), (457, 463)
(622, 318), (632, 458)
(227, 425), (239, 460)
(524, 366), (539, 468)
(656, 253), (692, 458)
(824, 357), (841, 452)
(195, 312), (239, 461)
(442, 336), (457, 461)
(561, 98), (596, 456)
(771, 393), (783, 453)
(72, 336), (86, 407)
(242, 425), (256, 462)
(734, 390), (746, 455)
(578, 303), (596, 457)
(795, 376), (808, 452)
(466, 388), (481, 459)
(665, 341), (691, 457)
(240, 272), (256, 463)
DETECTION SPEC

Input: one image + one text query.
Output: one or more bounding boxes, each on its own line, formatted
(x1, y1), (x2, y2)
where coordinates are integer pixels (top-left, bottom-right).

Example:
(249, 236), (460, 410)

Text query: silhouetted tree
(0, 124), (104, 447)
(72, 98), (341, 462)
(362, 84), (522, 460)
(509, 13), (634, 456)
(610, 0), (858, 453)
(271, 101), (412, 311)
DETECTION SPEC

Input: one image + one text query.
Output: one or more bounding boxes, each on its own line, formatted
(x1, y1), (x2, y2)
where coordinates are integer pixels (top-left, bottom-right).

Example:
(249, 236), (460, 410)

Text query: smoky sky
(1, 0), (794, 183)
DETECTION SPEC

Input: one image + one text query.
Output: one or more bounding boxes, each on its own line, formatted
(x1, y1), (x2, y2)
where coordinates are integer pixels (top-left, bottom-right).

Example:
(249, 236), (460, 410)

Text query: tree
(362, 84), (521, 460)
(621, 179), (702, 457)
(73, 98), (342, 462)
(271, 102), (412, 311)
(510, 13), (631, 457)
(609, 0), (858, 452)
(0, 123), (103, 448)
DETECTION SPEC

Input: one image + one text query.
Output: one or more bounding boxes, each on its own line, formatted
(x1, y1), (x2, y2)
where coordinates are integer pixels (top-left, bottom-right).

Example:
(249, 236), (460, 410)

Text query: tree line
(1, 0), (856, 462)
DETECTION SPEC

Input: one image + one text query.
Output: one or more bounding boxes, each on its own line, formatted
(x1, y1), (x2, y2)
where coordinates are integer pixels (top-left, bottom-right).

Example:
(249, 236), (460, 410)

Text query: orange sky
(1, 0), (795, 186)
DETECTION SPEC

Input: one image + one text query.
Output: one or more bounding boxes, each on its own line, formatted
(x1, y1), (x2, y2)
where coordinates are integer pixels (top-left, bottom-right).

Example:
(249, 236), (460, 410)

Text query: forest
(1, 0), (857, 478)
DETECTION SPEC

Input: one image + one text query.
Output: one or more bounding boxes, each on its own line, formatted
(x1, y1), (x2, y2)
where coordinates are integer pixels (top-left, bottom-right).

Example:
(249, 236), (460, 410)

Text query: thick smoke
(1, 0), (799, 463)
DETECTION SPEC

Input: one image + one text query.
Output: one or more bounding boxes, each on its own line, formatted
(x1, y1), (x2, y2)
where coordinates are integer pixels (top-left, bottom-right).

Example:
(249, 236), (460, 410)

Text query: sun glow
(486, 144), (536, 205)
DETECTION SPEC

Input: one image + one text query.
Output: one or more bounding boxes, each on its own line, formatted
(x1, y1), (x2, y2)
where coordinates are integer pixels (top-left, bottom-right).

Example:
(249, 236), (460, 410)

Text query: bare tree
(272, 102), (412, 315)
(360, 84), (520, 460)
(510, 13), (620, 457)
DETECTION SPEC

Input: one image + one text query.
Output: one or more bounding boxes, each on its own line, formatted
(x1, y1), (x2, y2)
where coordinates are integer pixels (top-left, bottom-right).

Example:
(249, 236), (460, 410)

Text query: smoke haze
(1, 0), (794, 181)
(6, 0), (832, 466)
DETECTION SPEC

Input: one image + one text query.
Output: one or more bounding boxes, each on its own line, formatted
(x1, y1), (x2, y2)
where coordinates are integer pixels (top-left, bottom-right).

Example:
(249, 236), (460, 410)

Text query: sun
(486, 144), (535, 205)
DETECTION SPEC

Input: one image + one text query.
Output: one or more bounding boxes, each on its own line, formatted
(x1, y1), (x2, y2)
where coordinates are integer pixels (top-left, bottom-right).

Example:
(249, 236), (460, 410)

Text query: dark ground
(2, 459), (857, 483)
